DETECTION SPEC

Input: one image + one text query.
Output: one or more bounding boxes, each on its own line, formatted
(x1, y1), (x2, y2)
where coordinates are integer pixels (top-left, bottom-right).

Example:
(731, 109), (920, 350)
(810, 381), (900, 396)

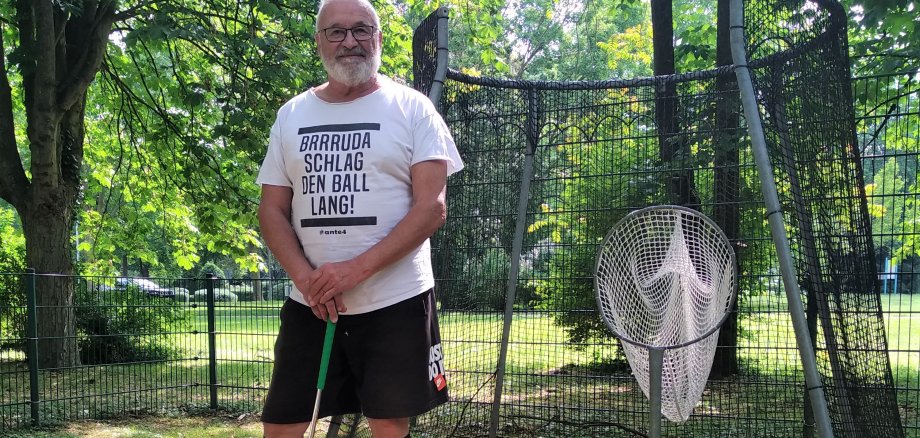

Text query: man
(255, 0), (463, 436)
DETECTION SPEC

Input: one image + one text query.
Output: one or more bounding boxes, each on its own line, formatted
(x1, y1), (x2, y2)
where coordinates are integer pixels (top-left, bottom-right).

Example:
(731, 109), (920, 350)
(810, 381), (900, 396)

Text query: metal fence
(0, 272), (285, 429)
(0, 71), (917, 436)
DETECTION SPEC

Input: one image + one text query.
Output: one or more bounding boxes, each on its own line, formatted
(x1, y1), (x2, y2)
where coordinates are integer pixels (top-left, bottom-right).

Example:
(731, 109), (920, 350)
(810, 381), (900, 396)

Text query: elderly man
(255, 0), (463, 437)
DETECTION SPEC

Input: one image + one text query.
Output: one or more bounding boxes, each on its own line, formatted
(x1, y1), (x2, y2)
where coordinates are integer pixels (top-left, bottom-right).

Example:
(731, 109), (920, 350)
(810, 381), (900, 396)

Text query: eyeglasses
(320, 25), (376, 42)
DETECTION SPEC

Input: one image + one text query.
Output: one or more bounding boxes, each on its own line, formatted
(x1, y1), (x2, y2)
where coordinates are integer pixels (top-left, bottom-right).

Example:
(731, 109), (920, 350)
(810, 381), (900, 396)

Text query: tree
(709, 0), (742, 378)
(0, 0), (121, 368)
(0, 0), (329, 368)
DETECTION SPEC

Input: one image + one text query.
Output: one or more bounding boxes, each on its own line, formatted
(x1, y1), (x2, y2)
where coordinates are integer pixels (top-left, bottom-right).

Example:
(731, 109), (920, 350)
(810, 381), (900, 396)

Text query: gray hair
(315, 0), (381, 34)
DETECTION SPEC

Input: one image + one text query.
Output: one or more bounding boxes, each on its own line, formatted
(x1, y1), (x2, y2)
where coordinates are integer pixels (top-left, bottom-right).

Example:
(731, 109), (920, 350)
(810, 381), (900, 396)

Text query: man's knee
(366, 417), (410, 438)
(263, 421), (309, 438)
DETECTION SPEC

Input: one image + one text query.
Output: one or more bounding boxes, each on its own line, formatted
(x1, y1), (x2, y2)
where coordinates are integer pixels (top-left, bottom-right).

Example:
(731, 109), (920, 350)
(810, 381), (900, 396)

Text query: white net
(595, 206), (736, 423)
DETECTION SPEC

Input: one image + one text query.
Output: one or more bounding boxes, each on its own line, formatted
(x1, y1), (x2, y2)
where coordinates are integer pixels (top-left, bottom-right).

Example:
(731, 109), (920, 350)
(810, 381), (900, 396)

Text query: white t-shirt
(257, 76), (463, 314)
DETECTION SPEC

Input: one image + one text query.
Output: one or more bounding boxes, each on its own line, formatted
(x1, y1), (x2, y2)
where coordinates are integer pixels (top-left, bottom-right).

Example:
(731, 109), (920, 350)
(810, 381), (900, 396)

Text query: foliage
(843, 0), (920, 76)
(0, 206), (25, 348)
(198, 261), (225, 279)
(230, 280), (290, 301)
(173, 289), (191, 303)
(72, 0), (320, 278)
(528, 96), (668, 345)
(192, 288), (239, 302)
(858, 73), (920, 292)
(192, 260), (225, 292)
(74, 282), (189, 365)
(0, 206), (24, 272)
(461, 247), (512, 311)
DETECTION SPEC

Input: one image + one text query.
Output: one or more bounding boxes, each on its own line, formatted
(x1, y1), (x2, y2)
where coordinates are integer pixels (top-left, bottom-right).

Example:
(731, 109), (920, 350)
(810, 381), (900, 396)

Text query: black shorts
(261, 289), (449, 423)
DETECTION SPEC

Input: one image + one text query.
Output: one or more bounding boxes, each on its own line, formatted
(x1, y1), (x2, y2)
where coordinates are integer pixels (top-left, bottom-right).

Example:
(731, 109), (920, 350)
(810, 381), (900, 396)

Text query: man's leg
(263, 421), (309, 438)
(366, 417), (410, 438)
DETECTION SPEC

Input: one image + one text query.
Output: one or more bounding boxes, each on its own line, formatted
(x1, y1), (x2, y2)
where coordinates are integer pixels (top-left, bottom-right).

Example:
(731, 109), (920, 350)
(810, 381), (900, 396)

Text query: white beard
(322, 46), (382, 87)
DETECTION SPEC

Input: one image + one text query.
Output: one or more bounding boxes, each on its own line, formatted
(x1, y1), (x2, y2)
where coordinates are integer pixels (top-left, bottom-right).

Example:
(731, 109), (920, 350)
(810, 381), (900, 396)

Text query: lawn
(2, 293), (920, 436)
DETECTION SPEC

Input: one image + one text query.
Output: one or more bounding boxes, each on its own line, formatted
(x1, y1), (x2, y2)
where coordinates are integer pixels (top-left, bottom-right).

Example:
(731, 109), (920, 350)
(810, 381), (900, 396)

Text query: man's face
(316, 0), (382, 87)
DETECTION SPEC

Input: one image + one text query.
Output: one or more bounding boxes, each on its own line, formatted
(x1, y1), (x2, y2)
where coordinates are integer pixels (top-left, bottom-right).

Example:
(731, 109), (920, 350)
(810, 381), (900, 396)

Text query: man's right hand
(308, 295), (346, 322)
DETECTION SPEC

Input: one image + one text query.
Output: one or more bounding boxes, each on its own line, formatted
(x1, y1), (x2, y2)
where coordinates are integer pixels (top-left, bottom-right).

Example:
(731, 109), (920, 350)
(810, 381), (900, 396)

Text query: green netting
(412, 0), (903, 436)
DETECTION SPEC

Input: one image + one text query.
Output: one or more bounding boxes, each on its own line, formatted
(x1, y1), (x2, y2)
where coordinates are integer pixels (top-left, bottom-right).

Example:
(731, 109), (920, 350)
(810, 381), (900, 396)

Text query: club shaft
(308, 389), (323, 438)
(308, 320), (337, 438)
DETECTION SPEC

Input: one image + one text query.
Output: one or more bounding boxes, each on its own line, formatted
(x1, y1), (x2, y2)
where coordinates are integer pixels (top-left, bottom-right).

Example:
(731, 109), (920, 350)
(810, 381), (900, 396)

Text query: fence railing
(0, 271), (289, 429)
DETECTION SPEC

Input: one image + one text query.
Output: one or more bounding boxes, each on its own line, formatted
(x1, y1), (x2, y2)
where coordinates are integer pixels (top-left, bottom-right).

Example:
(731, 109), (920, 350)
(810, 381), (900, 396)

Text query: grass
(2, 414), (264, 437)
(3, 293), (920, 436)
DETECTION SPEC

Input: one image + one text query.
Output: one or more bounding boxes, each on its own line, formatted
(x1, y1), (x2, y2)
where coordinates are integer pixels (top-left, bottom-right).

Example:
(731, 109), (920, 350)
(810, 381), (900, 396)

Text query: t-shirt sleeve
(411, 103), (464, 177)
(256, 117), (293, 187)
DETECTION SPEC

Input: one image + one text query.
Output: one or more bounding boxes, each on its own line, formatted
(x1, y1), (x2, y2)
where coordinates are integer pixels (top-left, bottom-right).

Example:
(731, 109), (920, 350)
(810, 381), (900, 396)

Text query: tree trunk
(651, 0), (699, 206)
(253, 269), (263, 301)
(709, 0), (742, 379)
(22, 191), (80, 369)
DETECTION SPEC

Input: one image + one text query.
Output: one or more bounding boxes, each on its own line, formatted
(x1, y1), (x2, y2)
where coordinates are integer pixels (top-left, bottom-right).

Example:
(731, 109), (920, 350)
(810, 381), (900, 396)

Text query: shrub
(270, 281), (292, 301)
(194, 261), (225, 292)
(230, 280), (292, 301)
(75, 282), (190, 365)
(0, 208), (25, 350)
(192, 288), (239, 302)
(198, 261), (224, 279)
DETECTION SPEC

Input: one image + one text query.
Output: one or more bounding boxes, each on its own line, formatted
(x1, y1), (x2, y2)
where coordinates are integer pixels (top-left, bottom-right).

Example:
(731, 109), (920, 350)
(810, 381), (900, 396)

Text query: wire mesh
(744, 0), (904, 435)
(411, 0), (905, 436)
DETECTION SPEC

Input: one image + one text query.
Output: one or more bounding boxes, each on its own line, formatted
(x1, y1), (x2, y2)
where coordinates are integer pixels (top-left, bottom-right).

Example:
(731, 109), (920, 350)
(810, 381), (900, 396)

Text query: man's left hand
(306, 259), (367, 307)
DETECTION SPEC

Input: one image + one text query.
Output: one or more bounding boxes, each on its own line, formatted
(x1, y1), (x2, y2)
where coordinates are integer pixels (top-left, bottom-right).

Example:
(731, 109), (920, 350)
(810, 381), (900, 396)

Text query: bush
(192, 288), (239, 302)
(271, 281), (292, 301)
(230, 280), (292, 301)
(75, 282), (190, 365)
(194, 261), (225, 292)
(173, 289), (190, 303)
(0, 209), (25, 350)
(198, 261), (224, 278)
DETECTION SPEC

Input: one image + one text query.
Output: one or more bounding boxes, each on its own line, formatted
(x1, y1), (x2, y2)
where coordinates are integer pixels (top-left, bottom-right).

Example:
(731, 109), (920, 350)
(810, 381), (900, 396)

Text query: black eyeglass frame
(319, 25), (377, 42)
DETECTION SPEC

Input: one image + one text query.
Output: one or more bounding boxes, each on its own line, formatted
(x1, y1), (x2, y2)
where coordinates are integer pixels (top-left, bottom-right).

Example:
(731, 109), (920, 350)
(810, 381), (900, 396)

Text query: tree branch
(28, 0), (63, 188)
(16, 0), (35, 122)
(58, 1), (117, 111)
(0, 27), (30, 209)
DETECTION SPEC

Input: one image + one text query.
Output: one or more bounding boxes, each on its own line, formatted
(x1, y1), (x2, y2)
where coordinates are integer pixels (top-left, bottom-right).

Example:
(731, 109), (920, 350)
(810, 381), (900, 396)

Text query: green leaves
(845, 0), (920, 75)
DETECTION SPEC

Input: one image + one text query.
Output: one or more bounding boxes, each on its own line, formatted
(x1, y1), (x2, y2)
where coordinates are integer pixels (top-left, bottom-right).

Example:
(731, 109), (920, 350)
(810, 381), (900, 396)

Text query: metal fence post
(206, 273), (218, 409)
(25, 268), (40, 426)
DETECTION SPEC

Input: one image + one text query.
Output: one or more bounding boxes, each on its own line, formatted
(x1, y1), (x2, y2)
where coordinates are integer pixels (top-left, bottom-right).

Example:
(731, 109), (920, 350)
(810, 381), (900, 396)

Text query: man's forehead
(318, 1), (375, 27)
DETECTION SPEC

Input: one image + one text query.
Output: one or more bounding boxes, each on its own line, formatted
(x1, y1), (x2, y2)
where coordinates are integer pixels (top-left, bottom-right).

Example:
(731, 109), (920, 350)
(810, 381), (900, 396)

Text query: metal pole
(25, 268), (40, 426)
(489, 89), (539, 438)
(426, 7), (450, 107)
(206, 273), (218, 409)
(648, 348), (664, 438)
(728, 1), (834, 436)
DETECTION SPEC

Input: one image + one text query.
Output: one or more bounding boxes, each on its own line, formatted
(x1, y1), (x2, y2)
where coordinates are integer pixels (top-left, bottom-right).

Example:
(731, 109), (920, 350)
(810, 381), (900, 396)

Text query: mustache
(336, 47), (367, 57)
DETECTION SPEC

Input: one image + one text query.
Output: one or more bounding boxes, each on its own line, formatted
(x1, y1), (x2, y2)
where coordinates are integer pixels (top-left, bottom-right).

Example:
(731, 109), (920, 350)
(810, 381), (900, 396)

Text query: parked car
(111, 277), (176, 298)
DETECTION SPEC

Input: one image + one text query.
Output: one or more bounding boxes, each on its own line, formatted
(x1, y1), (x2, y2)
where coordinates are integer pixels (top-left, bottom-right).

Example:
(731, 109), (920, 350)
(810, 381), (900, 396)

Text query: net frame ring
(594, 204), (738, 351)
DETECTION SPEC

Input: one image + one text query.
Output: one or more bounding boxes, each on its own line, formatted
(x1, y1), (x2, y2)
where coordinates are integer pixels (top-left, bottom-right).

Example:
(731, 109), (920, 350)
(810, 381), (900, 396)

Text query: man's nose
(341, 30), (359, 46)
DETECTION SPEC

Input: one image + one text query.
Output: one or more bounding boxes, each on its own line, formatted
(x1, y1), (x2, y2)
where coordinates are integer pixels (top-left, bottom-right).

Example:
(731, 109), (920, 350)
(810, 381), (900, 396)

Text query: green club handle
(317, 320), (336, 390)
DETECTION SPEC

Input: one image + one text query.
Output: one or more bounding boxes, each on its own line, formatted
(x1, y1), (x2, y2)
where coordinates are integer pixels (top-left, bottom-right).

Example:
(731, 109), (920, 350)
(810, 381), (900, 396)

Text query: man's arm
(258, 184), (344, 320)
(306, 159), (449, 306)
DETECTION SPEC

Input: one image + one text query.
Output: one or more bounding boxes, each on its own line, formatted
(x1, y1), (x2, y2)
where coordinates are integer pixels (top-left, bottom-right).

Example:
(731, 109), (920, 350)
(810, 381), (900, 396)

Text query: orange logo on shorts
(433, 373), (447, 391)
(429, 344), (447, 391)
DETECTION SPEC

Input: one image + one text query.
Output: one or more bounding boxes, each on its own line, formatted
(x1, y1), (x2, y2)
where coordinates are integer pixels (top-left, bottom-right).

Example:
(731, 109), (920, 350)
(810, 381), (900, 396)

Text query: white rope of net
(595, 206), (736, 423)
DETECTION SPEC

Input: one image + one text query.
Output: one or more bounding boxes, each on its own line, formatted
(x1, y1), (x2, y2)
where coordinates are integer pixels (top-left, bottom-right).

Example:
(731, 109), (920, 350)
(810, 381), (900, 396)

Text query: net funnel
(595, 205), (737, 425)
